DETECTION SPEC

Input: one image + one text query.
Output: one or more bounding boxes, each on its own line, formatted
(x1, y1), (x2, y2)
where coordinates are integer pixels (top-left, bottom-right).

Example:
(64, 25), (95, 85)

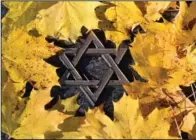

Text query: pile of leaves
(2, 1), (196, 139)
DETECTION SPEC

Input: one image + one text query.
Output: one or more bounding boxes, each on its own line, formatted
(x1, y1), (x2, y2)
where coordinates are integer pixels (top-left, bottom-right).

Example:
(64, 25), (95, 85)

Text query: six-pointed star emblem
(59, 31), (129, 107)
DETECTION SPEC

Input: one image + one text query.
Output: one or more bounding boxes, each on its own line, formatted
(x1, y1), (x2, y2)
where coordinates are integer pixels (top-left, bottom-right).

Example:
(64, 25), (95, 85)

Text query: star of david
(59, 31), (129, 107)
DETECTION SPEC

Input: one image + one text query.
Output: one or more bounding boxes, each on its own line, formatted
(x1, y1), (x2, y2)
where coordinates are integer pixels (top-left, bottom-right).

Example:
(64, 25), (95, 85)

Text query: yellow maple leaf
(130, 6), (196, 89)
(124, 80), (195, 118)
(11, 88), (70, 139)
(61, 96), (80, 114)
(28, 1), (100, 42)
(2, 29), (59, 89)
(58, 116), (86, 139)
(2, 77), (26, 137)
(180, 108), (196, 138)
(101, 2), (145, 46)
(2, 75), (82, 139)
(100, 1), (178, 46)
(167, 45), (196, 88)
(2, 2), (57, 38)
(79, 95), (178, 139)
(134, 1), (177, 20)
(147, 2), (171, 14)
(145, 1), (175, 21)
(130, 25), (173, 87)
(175, 2), (196, 31)
(50, 95), (80, 115)
(2, 74), (83, 139)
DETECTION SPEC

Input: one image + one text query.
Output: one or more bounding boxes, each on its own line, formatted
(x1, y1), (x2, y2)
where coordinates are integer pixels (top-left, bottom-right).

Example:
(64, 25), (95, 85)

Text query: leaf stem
(191, 84), (196, 103)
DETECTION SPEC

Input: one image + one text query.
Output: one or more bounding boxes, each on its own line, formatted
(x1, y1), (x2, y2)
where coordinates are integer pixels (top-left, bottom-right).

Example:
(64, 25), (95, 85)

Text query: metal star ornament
(44, 28), (135, 119)
(59, 31), (129, 107)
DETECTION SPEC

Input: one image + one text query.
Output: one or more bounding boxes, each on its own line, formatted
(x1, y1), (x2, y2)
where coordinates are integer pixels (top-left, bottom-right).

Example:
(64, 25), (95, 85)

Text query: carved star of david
(59, 31), (129, 107)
